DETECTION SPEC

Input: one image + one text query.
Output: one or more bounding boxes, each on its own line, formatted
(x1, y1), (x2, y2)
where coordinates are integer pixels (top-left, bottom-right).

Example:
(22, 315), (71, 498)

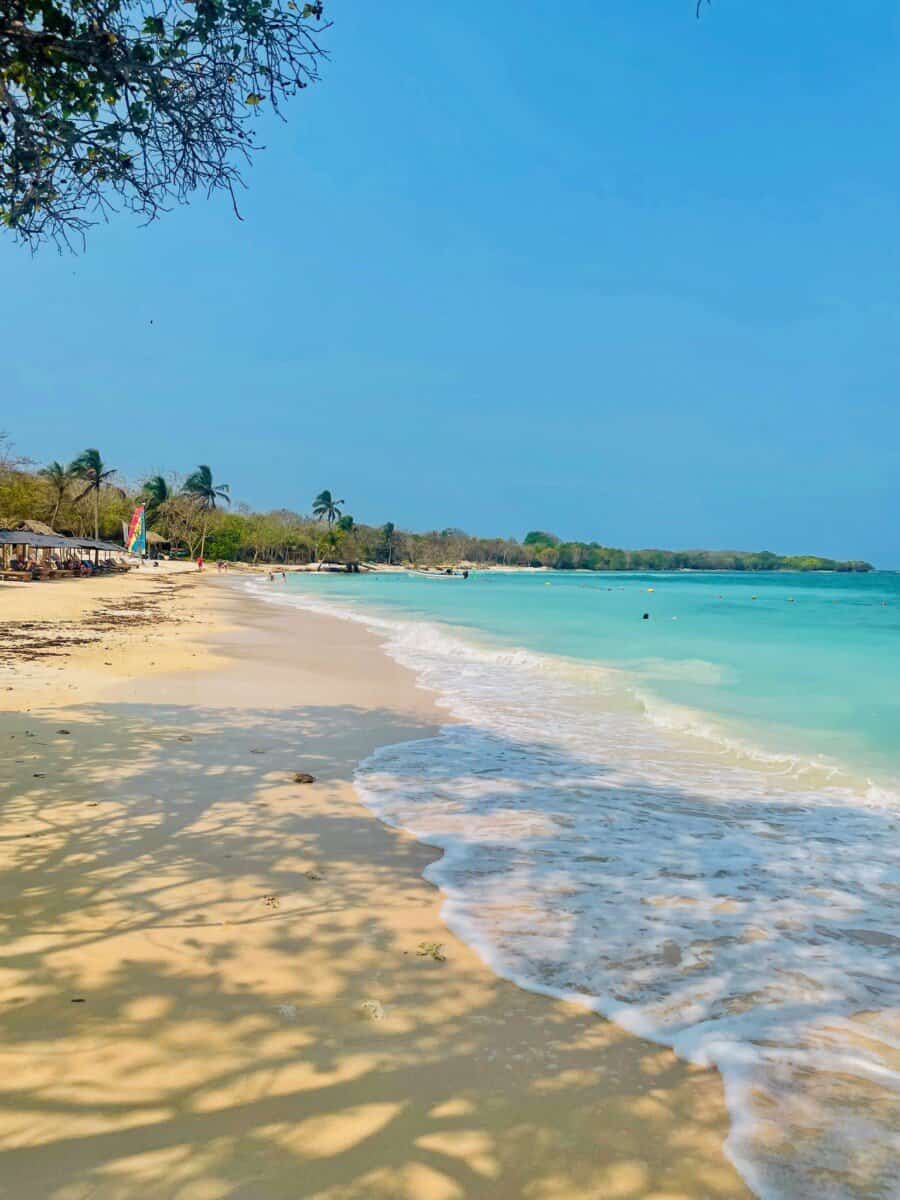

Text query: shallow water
(249, 570), (900, 1200)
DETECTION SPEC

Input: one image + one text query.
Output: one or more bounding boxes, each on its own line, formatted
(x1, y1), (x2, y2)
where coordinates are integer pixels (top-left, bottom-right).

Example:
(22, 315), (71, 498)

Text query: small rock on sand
(360, 999), (385, 1021)
(293, 772), (316, 784)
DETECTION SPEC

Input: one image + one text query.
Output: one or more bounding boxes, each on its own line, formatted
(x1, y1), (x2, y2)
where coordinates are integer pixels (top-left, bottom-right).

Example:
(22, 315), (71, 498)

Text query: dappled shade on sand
(0, 592), (752, 1200)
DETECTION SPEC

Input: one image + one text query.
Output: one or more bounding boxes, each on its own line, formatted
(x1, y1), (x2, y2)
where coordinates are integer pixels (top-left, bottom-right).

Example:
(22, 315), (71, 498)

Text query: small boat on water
(410, 568), (469, 579)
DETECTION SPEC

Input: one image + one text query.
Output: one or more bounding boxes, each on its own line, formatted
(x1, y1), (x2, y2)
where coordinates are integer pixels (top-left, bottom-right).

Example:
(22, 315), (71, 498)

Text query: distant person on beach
(197, 556), (204, 571)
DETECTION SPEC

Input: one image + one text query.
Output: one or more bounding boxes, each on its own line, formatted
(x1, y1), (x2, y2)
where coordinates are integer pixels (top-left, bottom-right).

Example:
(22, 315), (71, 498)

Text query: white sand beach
(0, 571), (751, 1199)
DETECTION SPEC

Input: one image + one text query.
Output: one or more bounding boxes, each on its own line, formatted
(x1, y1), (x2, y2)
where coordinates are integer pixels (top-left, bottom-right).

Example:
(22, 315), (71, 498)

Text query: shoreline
(1, 570), (751, 1199)
(231, 562), (879, 575)
(251, 569), (895, 796)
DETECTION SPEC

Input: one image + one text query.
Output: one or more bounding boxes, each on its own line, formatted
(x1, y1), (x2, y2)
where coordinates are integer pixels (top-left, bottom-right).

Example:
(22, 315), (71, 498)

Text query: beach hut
(0, 529), (82, 578)
(0, 526), (132, 579)
(12, 521), (70, 570)
(69, 537), (129, 570)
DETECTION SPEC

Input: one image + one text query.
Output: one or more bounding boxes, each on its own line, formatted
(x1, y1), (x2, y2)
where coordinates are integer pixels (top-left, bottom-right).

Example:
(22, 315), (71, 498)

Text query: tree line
(0, 436), (873, 572)
(519, 531), (872, 574)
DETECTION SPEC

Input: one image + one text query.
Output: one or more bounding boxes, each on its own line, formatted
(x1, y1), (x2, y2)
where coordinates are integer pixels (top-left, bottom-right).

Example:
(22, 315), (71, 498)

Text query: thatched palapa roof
(16, 519), (58, 536)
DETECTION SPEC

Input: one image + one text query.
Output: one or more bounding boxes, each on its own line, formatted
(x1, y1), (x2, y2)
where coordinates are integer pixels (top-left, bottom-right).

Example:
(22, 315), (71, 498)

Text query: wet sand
(0, 571), (751, 1199)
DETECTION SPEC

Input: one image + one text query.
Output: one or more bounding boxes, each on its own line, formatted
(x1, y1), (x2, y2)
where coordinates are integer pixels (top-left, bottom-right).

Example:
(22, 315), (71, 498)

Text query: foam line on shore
(246, 577), (900, 1200)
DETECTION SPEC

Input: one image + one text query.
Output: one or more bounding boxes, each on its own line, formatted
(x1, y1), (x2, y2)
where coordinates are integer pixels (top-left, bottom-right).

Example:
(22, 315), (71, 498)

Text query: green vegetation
(183, 464), (230, 558)
(312, 489), (344, 527)
(0, 434), (874, 572)
(517, 532), (871, 573)
(140, 474), (170, 516)
(69, 447), (120, 540)
(1, 0), (328, 248)
(37, 460), (72, 528)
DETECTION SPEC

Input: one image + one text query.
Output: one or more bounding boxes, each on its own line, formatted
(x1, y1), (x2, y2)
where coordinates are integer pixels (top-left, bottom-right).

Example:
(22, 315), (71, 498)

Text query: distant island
(0, 438), (874, 572)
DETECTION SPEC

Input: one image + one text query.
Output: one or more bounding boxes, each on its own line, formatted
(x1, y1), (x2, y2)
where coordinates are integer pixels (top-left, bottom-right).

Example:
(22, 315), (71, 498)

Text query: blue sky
(3, 1), (899, 564)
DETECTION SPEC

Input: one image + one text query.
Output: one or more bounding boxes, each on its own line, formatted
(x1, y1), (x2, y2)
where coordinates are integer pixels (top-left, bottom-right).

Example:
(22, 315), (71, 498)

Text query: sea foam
(248, 579), (900, 1200)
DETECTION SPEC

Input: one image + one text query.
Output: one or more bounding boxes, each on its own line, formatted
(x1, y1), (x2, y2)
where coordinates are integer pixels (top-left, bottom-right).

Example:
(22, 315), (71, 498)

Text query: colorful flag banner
(126, 504), (147, 555)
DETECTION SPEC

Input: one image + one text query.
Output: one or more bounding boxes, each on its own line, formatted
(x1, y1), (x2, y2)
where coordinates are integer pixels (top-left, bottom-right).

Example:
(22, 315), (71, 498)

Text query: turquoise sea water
(249, 570), (900, 1200)
(285, 569), (900, 782)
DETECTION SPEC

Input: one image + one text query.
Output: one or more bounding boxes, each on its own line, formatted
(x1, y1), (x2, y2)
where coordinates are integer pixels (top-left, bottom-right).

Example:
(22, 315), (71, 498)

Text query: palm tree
(140, 474), (170, 520)
(183, 464), (230, 558)
(316, 527), (343, 566)
(312, 489), (344, 527)
(38, 460), (71, 530)
(69, 448), (118, 540)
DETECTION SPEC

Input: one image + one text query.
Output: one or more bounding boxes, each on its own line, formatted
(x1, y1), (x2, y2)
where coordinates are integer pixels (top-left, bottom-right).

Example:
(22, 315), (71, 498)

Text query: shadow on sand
(0, 700), (751, 1200)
